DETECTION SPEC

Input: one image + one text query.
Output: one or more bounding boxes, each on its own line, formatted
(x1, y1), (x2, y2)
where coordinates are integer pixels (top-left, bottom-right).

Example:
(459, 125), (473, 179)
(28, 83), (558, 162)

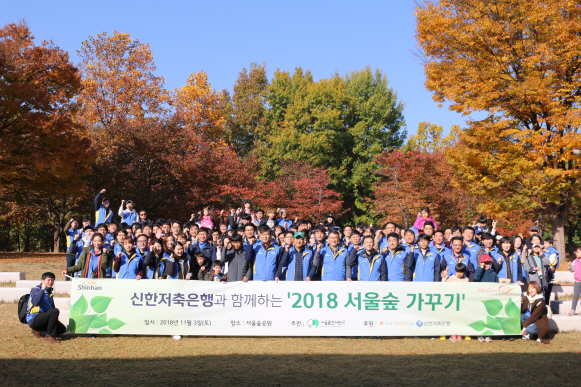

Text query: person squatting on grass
(27, 272), (67, 344)
(61, 191), (572, 343)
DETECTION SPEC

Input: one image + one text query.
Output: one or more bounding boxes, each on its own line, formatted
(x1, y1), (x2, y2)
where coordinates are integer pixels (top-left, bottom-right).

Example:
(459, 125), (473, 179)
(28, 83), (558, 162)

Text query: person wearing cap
(324, 214), (336, 232)
(473, 254), (498, 283)
(524, 242), (550, 290)
(279, 231), (316, 281)
(476, 215), (489, 233)
(118, 199), (138, 225)
(94, 189), (113, 225)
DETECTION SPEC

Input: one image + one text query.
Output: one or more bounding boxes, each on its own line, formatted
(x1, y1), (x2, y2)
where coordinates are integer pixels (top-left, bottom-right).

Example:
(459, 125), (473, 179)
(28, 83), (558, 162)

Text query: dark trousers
(29, 308), (66, 337)
(65, 254), (76, 281)
(545, 283), (553, 304)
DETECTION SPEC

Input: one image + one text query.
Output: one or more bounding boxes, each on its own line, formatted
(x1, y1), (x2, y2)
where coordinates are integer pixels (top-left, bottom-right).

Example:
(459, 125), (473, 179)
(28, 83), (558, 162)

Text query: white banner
(69, 279), (522, 336)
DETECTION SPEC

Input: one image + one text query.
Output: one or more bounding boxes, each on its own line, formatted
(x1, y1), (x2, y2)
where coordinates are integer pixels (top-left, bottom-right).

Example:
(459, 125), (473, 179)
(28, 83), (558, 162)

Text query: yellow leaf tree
(416, 0), (581, 257)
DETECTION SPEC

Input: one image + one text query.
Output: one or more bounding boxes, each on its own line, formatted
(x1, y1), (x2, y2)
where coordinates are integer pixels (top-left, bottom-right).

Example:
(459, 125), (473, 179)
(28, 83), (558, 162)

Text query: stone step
(551, 284), (573, 298)
(15, 280), (71, 294)
(54, 297), (70, 310)
(550, 300), (579, 315)
(550, 314), (581, 332)
(554, 271), (574, 283)
(0, 287), (29, 302)
(0, 272), (25, 282)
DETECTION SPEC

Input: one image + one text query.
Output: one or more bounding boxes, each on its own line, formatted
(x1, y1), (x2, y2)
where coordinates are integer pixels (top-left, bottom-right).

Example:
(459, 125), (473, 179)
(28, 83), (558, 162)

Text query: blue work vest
(320, 246), (348, 281)
(252, 243), (281, 281)
(282, 247), (312, 281)
(117, 251), (142, 279)
(357, 253), (383, 281)
(384, 249), (407, 281)
(441, 253), (470, 276)
(412, 250), (440, 282)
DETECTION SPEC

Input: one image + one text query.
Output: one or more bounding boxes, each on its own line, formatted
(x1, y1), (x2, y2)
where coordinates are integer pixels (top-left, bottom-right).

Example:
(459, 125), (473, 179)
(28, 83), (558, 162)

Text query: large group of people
(25, 189), (581, 344)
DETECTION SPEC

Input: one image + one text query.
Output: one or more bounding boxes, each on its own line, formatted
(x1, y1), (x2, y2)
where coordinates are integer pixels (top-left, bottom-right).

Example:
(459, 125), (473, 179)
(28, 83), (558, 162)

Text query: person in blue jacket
(245, 225), (288, 281)
(462, 226), (481, 280)
(316, 231), (351, 281)
(347, 235), (386, 281)
(114, 237), (144, 279)
(494, 236), (524, 285)
(189, 227), (217, 262)
(382, 232), (408, 281)
(27, 272), (66, 343)
(405, 234), (441, 282)
(400, 229), (418, 253)
(64, 218), (80, 281)
(543, 237), (560, 303)
(440, 236), (475, 280)
(279, 231), (316, 281)
(276, 208), (293, 231)
(118, 199), (138, 225)
(474, 254), (499, 282)
(431, 230), (450, 257)
(347, 230), (362, 280)
(94, 189), (113, 225)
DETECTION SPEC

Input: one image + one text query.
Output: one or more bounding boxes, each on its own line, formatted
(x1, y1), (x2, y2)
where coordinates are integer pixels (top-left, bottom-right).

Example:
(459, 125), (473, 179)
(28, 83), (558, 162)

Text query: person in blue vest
(440, 236), (475, 280)
(27, 272), (66, 344)
(316, 231), (350, 281)
(67, 225), (95, 278)
(400, 229), (418, 253)
(378, 222), (397, 253)
(114, 236), (145, 279)
(279, 231), (316, 281)
(382, 232), (408, 281)
(94, 189), (113, 225)
(143, 239), (165, 279)
(276, 208), (293, 231)
(347, 235), (386, 281)
(405, 234), (441, 282)
(462, 226), (481, 280)
(245, 225), (287, 281)
(342, 225), (353, 246)
(189, 227), (217, 262)
(494, 236), (524, 285)
(543, 237), (560, 304)
(431, 229), (450, 257)
(118, 199), (138, 226)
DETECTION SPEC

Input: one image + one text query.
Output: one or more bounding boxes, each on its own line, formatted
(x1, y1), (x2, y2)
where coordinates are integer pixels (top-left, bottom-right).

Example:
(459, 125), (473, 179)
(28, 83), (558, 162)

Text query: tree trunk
(548, 202), (568, 261)
(53, 229), (61, 253)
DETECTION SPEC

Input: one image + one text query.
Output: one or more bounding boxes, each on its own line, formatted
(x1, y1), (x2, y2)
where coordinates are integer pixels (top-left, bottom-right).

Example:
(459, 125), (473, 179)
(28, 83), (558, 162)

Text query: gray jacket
(221, 247), (252, 282)
(524, 253), (550, 288)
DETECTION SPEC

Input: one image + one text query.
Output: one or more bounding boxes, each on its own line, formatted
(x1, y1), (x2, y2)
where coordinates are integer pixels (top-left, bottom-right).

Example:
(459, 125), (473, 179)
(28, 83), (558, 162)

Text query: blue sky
(2, 0), (471, 138)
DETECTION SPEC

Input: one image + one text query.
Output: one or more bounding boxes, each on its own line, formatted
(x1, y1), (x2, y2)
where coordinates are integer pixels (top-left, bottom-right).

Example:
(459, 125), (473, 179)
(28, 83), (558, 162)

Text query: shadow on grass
(1, 351), (579, 387)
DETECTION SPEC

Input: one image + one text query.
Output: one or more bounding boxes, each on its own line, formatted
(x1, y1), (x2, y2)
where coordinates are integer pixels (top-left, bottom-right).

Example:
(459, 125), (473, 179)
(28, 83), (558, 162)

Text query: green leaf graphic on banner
(90, 296), (113, 314)
(482, 300), (503, 316)
(71, 294), (88, 317)
(99, 329), (112, 334)
(108, 318), (126, 330)
(504, 298), (520, 319)
(70, 314), (96, 333)
(485, 315), (502, 330)
(482, 330), (494, 335)
(89, 313), (108, 329)
(468, 320), (485, 331)
(496, 317), (521, 335)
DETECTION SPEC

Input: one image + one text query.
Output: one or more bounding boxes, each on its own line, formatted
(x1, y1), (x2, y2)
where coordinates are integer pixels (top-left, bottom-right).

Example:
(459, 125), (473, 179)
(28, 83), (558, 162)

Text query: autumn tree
(221, 63), (269, 156)
(403, 122), (455, 152)
(372, 149), (477, 228)
(76, 30), (168, 134)
(416, 0), (581, 258)
(0, 21), (94, 250)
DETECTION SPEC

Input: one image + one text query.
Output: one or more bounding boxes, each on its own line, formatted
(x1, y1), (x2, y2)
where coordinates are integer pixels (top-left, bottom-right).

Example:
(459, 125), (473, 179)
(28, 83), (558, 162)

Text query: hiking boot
(31, 329), (41, 339)
(44, 336), (60, 344)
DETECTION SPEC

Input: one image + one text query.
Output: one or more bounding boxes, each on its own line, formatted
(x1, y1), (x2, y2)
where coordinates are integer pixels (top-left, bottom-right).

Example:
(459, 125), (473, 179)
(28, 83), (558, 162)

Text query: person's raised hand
(285, 243), (290, 252)
(136, 275), (142, 281)
(62, 270), (68, 276)
(41, 281), (47, 290)
(100, 189), (106, 194)
(122, 199), (126, 205)
(186, 273), (192, 280)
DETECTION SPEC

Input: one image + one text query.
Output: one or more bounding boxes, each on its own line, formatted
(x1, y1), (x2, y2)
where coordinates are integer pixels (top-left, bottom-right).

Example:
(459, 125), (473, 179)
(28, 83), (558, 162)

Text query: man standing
(94, 189), (113, 225)
(27, 272), (66, 343)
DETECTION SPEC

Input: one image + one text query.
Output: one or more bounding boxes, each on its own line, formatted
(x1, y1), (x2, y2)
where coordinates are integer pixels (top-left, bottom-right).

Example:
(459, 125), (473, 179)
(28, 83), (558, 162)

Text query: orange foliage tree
(416, 0), (581, 257)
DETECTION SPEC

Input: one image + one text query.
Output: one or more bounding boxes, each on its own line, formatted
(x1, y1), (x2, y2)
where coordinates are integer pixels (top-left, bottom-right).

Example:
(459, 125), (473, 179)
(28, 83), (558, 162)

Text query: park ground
(0, 254), (579, 386)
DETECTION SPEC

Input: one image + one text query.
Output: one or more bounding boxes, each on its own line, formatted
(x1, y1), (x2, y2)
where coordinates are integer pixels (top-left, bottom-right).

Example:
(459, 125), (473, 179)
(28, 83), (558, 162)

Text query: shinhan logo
(416, 320), (424, 327)
(307, 319), (319, 328)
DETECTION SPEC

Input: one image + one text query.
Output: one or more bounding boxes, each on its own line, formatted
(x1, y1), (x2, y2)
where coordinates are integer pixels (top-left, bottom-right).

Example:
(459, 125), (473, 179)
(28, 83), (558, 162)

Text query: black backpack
(18, 293), (30, 324)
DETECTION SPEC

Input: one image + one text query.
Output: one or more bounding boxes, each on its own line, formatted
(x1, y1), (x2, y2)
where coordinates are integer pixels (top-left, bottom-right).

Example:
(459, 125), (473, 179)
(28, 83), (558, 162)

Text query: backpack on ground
(18, 293), (30, 324)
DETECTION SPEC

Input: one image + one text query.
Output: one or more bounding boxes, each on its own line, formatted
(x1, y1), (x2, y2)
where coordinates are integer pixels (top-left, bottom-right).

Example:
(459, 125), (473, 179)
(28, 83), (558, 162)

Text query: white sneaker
(536, 338), (541, 343)
(173, 335), (182, 340)
(478, 336), (485, 342)
(522, 334), (530, 340)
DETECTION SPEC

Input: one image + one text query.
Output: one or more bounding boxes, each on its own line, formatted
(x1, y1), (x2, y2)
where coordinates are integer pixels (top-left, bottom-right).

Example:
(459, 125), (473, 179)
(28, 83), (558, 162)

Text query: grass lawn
(1, 301), (580, 386)
(0, 253), (66, 282)
(1, 253), (581, 386)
